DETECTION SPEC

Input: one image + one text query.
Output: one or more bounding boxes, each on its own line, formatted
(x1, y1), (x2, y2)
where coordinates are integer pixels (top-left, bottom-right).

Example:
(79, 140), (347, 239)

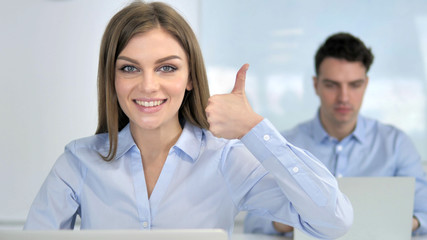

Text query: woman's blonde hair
(95, 1), (210, 161)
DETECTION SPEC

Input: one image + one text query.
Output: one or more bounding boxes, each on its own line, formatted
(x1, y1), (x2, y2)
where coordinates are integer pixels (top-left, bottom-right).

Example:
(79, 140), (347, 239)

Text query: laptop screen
(294, 177), (415, 240)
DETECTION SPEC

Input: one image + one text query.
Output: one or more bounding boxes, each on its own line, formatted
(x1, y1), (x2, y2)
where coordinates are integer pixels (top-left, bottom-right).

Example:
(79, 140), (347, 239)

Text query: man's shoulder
(362, 115), (405, 134)
(361, 115), (411, 144)
(281, 119), (313, 142)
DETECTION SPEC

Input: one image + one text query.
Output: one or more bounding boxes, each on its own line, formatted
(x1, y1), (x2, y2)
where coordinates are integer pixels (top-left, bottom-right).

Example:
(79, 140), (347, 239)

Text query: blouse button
(292, 167), (299, 173)
(263, 134), (270, 141)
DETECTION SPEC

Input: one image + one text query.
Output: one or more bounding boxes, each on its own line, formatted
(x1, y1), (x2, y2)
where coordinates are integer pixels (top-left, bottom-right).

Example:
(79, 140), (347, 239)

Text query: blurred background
(1, 0), (427, 229)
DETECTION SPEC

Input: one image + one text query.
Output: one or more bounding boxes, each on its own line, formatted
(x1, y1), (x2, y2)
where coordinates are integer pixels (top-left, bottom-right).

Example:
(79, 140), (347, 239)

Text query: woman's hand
(205, 64), (263, 139)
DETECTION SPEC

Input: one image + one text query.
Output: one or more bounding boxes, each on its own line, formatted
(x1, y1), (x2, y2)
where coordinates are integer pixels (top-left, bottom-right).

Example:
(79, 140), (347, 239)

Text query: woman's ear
(186, 77), (193, 91)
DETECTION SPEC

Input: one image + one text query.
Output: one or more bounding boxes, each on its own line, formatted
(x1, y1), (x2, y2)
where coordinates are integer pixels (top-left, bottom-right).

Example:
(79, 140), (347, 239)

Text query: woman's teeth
(135, 100), (165, 107)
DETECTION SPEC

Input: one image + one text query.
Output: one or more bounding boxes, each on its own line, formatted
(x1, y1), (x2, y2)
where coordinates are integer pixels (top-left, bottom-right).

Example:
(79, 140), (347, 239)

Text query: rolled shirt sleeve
(240, 119), (353, 239)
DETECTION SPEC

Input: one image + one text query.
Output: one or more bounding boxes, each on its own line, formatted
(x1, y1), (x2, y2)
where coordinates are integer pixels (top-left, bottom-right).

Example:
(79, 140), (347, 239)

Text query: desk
(232, 233), (427, 240)
(1, 231), (426, 239)
(232, 233), (290, 239)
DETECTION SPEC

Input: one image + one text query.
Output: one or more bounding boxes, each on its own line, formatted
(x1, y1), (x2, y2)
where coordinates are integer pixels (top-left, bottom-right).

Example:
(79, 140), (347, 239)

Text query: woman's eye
(120, 65), (138, 72)
(158, 65), (177, 73)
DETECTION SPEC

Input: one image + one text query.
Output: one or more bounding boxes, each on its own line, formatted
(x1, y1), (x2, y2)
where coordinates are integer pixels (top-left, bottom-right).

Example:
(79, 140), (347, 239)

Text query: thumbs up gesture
(205, 64), (263, 139)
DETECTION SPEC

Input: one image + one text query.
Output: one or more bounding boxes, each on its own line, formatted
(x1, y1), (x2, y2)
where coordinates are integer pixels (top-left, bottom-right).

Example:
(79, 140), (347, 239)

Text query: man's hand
(273, 221), (294, 233)
(205, 64), (263, 139)
(413, 217), (420, 231)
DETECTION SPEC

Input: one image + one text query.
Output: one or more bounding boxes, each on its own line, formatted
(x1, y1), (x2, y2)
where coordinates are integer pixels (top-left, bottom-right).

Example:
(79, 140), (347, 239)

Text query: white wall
(0, 0), (199, 228)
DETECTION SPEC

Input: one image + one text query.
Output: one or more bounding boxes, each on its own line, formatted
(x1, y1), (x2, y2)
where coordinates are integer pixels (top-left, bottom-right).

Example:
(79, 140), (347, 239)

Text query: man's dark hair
(315, 32), (374, 75)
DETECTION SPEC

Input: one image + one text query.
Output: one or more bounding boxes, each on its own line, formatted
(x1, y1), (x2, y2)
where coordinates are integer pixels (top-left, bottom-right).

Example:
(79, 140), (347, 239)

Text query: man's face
(314, 57), (369, 130)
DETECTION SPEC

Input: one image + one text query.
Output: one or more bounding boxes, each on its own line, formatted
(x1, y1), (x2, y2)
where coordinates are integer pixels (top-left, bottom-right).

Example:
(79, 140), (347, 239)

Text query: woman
(24, 1), (352, 238)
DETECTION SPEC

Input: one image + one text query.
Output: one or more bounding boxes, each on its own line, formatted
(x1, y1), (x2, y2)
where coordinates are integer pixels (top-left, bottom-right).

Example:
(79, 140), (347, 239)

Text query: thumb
(231, 63), (249, 94)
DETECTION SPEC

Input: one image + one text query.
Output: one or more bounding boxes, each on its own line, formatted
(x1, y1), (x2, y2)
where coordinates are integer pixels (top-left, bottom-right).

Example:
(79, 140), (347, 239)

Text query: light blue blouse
(24, 119), (352, 238)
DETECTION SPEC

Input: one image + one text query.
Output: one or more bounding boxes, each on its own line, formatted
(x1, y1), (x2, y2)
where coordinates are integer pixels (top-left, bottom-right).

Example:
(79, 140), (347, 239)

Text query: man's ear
(313, 76), (319, 96)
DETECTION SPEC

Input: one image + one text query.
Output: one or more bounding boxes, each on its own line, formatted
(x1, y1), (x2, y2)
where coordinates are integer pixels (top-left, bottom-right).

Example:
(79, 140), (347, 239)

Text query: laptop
(294, 177), (415, 240)
(0, 229), (228, 240)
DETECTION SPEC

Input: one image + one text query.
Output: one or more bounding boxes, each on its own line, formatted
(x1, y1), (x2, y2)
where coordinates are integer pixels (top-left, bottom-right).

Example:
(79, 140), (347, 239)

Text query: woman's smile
(133, 98), (168, 113)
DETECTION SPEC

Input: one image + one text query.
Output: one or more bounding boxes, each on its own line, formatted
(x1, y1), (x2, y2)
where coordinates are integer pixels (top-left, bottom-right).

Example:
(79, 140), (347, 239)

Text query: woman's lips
(133, 99), (167, 113)
(135, 99), (166, 107)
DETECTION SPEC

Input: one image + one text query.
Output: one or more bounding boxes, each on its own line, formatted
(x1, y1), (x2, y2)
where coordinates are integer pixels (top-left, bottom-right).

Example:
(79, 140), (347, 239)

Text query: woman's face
(115, 28), (192, 133)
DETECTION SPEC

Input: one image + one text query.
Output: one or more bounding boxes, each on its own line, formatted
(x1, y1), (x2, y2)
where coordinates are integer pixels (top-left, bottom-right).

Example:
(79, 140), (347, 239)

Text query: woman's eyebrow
(116, 55), (182, 65)
(155, 55), (182, 64)
(116, 56), (139, 65)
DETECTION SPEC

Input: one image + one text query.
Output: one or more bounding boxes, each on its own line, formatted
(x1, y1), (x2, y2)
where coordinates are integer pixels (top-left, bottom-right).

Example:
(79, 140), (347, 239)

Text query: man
(244, 32), (427, 236)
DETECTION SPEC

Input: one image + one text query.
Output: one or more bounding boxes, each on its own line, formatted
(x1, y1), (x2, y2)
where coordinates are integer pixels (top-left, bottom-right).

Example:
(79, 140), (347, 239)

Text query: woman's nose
(138, 72), (159, 93)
